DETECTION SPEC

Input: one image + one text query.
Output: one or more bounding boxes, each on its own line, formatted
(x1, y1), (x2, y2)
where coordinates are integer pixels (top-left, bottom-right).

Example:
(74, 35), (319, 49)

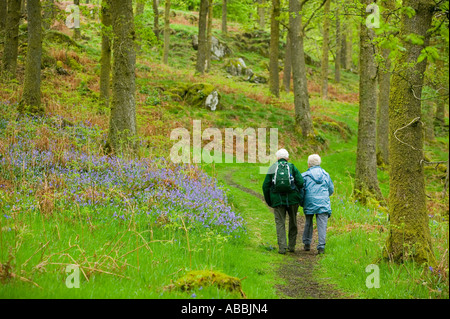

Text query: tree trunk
(345, 20), (353, 70)
(385, 0), (435, 264)
(42, 0), (55, 30)
(195, 0), (208, 74)
(257, 0), (265, 29)
(320, 0), (330, 98)
(99, 0), (111, 111)
(73, 0), (81, 40)
(221, 0), (227, 34)
(162, 0), (171, 64)
(340, 22), (347, 70)
(433, 57), (447, 130)
(334, 7), (341, 83)
(0, 0), (6, 35)
(2, 0), (21, 79)
(205, 0), (213, 72)
(289, 0), (313, 137)
(107, 0), (137, 154)
(152, 0), (159, 40)
(269, 0), (280, 97)
(19, 0), (42, 115)
(353, 0), (384, 204)
(283, 32), (291, 93)
(376, 47), (391, 166)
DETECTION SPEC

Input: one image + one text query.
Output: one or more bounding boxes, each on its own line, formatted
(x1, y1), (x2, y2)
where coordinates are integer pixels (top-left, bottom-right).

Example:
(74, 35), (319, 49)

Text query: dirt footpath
(224, 171), (345, 299)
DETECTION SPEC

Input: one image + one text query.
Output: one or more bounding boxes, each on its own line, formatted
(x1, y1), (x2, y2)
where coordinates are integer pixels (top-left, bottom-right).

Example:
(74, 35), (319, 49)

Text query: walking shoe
(278, 249), (286, 255)
(317, 248), (325, 255)
(304, 244), (310, 251)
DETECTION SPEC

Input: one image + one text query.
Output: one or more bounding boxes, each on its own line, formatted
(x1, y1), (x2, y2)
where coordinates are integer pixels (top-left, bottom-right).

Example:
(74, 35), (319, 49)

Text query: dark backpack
(272, 161), (295, 193)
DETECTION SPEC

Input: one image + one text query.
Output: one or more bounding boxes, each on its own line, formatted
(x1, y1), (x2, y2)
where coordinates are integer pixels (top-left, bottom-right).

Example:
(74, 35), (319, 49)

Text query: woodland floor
(224, 170), (347, 299)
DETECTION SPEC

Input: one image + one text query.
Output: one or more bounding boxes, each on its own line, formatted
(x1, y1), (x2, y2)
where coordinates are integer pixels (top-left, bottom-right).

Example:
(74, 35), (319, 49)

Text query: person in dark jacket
(262, 149), (304, 254)
(301, 154), (334, 255)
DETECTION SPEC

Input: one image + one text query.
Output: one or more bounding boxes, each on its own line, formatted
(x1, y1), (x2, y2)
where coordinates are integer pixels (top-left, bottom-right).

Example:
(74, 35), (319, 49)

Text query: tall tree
(353, 0), (384, 204)
(162, 0), (171, 64)
(376, 0), (395, 166)
(18, 0), (42, 115)
(107, 0), (137, 153)
(345, 19), (353, 70)
(42, 0), (55, 29)
(320, 0), (330, 98)
(257, 0), (266, 29)
(73, 0), (81, 40)
(205, 0), (213, 71)
(152, 0), (160, 40)
(334, 6), (341, 83)
(283, 32), (291, 93)
(385, 0), (436, 264)
(195, 0), (208, 74)
(99, 0), (112, 111)
(289, 0), (313, 137)
(269, 0), (280, 97)
(221, 0), (227, 34)
(2, 0), (21, 79)
(0, 0), (6, 36)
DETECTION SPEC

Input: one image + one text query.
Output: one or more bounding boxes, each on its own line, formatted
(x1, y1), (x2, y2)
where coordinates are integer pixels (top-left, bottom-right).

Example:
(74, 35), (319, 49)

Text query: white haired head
(276, 148), (289, 160)
(308, 154), (321, 168)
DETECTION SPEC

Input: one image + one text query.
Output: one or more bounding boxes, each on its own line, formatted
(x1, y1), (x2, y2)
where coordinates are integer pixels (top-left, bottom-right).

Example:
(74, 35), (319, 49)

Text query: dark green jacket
(262, 159), (305, 208)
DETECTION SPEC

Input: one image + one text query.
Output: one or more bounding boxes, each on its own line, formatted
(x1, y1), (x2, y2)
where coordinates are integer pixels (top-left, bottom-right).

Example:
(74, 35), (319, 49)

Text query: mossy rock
(168, 270), (246, 298)
(184, 83), (221, 111)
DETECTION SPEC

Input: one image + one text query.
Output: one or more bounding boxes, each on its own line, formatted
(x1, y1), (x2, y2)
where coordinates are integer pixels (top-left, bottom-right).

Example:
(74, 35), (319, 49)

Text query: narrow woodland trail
(224, 170), (346, 299)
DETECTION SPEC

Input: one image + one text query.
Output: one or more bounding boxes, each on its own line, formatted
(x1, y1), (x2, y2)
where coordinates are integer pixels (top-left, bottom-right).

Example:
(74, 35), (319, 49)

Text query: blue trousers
(302, 213), (329, 250)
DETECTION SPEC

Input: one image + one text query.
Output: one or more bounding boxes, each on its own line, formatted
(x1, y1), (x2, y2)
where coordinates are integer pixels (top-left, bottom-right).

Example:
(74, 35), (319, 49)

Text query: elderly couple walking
(262, 149), (334, 255)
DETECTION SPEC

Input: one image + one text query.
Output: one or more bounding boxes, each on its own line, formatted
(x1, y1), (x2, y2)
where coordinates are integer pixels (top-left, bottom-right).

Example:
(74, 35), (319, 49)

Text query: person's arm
(292, 165), (304, 190)
(328, 175), (334, 196)
(262, 173), (273, 207)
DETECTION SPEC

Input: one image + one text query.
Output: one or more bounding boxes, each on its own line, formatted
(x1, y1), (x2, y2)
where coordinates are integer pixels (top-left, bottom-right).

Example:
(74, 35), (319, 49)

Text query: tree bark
(195, 0), (208, 74)
(376, 47), (391, 166)
(205, 0), (213, 71)
(289, 0), (313, 137)
(73, 0), (81, 40)
(152, 0), (160, 40)
(345, 19), (353, 70)
(99, 0), (112, 111)
(385, 0), (435, 264)
(269, 0), (280, 97)
(0, 0), (6, 35)
(334, 6), (341, 83)
(19, 0), (42, 115)
(107, 0), (137, 154)
(257, 0), (265, 29)
(162, 0), (171, 64)
(283, 32), (291, 93)
(42, 0), (55, 30)
(221, 0), (227, 34)
(353, 0), (384, 204)
(2, 0), (21, 79)
(320, 0), (330, 98)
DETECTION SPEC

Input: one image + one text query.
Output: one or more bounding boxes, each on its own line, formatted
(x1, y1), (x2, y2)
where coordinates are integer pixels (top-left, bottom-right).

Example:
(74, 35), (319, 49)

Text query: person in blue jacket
(301, 154), (334, 255)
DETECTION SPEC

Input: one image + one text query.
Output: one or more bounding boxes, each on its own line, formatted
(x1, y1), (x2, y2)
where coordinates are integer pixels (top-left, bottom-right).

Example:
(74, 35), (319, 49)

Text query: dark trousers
(273, 204), (299, 253)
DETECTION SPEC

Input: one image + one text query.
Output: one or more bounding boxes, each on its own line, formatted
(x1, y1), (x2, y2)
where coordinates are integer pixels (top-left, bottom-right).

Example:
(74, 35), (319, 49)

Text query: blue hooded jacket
(301, 166), (334, 216)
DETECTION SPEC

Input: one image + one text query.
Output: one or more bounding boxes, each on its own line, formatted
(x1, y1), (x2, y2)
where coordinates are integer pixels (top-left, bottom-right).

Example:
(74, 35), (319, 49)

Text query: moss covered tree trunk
(353, 0), (384, 204)
(320, 0), (330, 98)
(269, 0), (280, 97)
(2, 0), (21, 79)
(0, 0), (6, 36)
(195, 0), (208, 74)
(221, 0), (227, 34)
(376, 46), (391, 166)
(99, 0), (111, 111)
(345, 19), (353, 70)
(205, 0), (213, 72)
(283, 32), (291, 93)
(385, 0), (435, 264)
(162, 0), (171, 65)
(107, 0), (137, 154)
(73, 0), (80, 40)
(152, 0), (160, 40)
(257, 0), (265, 29)
(19, 0), (43, 115)
(289, 0), (313, 137)
(334, 6), (341, 83)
